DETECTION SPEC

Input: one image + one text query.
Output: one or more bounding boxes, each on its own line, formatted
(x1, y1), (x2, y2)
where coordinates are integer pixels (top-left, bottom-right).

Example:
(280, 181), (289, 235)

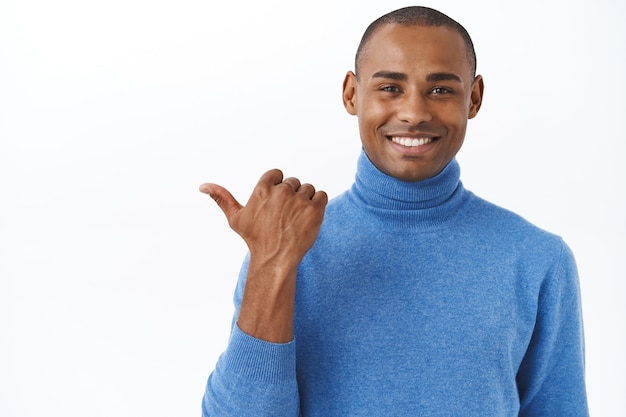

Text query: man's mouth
(389, 136), (436, 148)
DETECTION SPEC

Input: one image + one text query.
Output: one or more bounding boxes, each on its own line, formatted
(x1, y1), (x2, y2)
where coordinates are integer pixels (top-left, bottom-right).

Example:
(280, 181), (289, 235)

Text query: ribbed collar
(351, 150), (466, 227)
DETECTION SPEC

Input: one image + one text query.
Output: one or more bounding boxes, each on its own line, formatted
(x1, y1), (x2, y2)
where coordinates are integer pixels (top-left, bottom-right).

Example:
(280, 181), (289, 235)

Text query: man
(200, 6), (588, 416)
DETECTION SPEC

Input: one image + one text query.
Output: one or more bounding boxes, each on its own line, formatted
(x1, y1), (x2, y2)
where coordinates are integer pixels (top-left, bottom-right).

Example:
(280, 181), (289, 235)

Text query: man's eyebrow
(426, 72), (462, 83)
(371, 71), (463, 83)
(371, 71), (408, 81)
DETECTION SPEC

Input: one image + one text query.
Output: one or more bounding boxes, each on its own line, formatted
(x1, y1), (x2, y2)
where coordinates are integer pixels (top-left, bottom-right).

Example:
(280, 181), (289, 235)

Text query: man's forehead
(360, 24), (472, 78)
(367, 23), (465, 52)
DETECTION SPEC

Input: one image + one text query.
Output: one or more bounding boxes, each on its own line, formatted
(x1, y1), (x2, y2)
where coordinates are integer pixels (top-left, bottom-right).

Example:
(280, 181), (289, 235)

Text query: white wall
(1, 0), (624, 415)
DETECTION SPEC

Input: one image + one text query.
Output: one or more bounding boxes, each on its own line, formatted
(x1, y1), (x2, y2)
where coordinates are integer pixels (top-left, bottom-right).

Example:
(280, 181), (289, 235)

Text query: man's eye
(431, 87), (451, 94)
(381, 86), (401, 93)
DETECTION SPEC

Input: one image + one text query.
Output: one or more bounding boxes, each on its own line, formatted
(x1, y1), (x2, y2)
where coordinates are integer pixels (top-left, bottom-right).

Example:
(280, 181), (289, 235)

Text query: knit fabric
(202, 151), (588, 416)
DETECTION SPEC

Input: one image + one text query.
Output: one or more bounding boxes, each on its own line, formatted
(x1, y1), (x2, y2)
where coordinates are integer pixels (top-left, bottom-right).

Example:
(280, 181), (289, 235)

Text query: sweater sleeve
(201, 256), (301, 417)
(517, 240), (589, 416)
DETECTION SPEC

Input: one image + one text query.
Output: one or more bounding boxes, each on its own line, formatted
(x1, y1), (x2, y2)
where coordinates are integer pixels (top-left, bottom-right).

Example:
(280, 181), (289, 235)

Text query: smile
(390, 136), (434, 147)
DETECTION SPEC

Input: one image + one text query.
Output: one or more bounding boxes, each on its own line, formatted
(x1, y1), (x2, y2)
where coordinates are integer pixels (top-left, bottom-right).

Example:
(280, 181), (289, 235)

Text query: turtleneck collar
(350, 150), (467, 227)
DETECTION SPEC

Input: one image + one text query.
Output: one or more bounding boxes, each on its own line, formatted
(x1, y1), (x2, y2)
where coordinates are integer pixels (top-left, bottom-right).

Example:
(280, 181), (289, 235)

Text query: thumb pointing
(199, 183), (243, 221)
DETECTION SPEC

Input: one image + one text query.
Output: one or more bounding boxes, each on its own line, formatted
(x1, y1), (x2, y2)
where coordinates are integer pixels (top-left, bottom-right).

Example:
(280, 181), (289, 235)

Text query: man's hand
(200, 169), (328, 342)
(200, 169), (328, 269)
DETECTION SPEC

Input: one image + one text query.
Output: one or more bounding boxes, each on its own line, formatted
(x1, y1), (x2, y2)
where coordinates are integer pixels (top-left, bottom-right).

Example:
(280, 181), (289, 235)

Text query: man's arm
(200, 169), (327, 416)
(200, 169), (327, 342)
(517, 240), (589, 416)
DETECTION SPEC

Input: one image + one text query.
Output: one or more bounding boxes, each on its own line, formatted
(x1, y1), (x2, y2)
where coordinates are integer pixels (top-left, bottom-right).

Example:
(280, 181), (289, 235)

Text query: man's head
(355, 6), (477, 80)
(343, 6), (483, 182)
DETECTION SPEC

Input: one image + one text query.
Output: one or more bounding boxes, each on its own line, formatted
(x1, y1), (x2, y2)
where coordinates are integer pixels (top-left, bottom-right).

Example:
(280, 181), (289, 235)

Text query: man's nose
(396, 93), (433, 125)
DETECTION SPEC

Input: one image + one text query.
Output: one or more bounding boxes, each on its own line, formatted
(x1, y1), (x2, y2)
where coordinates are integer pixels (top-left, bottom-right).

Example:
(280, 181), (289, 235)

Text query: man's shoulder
(464, 191), (567, 250)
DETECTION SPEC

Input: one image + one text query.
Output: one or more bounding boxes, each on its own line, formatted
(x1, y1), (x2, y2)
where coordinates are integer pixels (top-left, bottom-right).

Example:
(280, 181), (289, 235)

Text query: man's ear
(342, 71), (358, 115)
(468, 75), (484, 119)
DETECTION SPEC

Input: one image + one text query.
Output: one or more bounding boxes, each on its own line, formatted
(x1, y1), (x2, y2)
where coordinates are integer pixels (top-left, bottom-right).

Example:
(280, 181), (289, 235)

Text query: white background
(1, 0), (624, 416)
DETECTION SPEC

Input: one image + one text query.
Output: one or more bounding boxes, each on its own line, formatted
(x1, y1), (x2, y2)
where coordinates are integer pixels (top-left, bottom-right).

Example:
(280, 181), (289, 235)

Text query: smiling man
(343, 22), (483, 183)
(200, 6), (588, 416)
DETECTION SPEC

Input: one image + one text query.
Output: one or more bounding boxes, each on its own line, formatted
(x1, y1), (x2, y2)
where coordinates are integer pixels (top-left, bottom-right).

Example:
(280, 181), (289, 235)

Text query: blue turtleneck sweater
(202, 152), (588, 416)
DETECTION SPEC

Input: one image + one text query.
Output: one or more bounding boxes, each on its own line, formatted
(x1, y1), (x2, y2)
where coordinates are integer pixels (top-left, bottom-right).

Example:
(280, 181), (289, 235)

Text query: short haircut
(355, 6), (477, 78)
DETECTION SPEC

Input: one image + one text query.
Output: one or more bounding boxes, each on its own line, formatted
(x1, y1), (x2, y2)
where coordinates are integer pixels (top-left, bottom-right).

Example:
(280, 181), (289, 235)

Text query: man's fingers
(200, 171), (326, 230)
(199, 183), (243, 221)
(258, 169), (284, 186)
(256, 170), (316, 195)
(281, 177), (302, 192)
(297, 183), (317, 199)
(312, 190), (329, 206)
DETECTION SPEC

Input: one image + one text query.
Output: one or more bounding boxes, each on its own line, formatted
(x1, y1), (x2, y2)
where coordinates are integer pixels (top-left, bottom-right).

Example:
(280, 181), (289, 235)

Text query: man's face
(343, 24), (483, 182)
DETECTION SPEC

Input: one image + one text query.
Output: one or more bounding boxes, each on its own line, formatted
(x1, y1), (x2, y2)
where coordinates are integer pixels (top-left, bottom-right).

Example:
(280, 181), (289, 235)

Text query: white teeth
(391, 137), (433, 147)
